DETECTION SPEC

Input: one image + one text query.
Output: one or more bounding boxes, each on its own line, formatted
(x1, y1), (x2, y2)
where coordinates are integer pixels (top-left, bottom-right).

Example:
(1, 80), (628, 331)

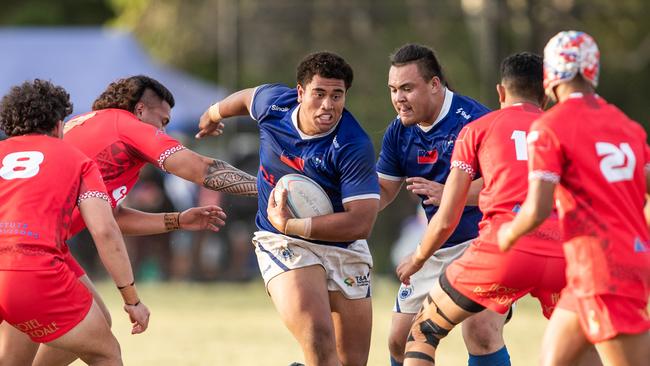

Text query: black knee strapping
(404, 351), (435, 364)
(428, 295), (457, 326)
(439, 272), (485, 313)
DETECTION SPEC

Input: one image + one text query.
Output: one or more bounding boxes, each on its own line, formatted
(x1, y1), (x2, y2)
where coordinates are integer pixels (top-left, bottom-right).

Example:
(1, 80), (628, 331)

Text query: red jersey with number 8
(527, 94), (650, 299)
(0, 135), (109, 270)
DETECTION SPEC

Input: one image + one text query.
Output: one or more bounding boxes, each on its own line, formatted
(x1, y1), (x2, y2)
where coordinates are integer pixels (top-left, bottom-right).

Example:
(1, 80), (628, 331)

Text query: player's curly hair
(92, 75), (175, 112)
(390, 44), (448, 87)
(0, 79), (72, 137)
(500, 52), (544, 103)
(296, 52), (354, 90)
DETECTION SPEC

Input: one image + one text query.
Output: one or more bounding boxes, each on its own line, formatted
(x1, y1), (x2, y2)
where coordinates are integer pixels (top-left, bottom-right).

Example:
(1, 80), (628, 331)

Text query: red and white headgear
(543, 30), (600, 96)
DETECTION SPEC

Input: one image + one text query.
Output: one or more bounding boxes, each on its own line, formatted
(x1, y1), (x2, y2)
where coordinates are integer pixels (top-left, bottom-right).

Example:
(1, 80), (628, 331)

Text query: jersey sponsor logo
(633, 237), (648, 253)
(455, 107), (471, 120)
(344, 273), (370, 287)
(16, 319), (60, 339)
(333, 136), (340, 149)
(417, 149), (438, 164)
(280, 151), (305, 172)
(260, 165), (276, 186)
(112, 186), (128, 206)
(271, 104), (290, 112)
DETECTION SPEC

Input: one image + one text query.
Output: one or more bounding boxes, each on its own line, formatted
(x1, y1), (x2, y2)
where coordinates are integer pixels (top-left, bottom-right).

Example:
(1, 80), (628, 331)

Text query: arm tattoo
(203, 159), (258, 197)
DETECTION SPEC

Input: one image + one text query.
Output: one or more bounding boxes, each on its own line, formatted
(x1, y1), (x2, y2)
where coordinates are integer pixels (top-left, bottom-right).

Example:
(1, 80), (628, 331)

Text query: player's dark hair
(92, 75), (175, 112)
(0, 79), (72, 137)
(296, 52), (354, 90)
(390, 44), (447, 86)
(500, 52), (544, 103)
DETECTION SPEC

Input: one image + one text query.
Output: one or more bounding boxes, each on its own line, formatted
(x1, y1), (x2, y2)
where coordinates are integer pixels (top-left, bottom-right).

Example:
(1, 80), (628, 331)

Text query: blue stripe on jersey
(257, 243), (290, 271)
(251, 84), (380, 247)
(377, 90), (490, 248)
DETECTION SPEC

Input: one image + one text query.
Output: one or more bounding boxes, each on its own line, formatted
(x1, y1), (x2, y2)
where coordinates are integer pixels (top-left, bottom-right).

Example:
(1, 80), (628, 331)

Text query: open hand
(179, 205), (227, 232)
(195, 107), (225, 139)
(406, 177), (444, 205)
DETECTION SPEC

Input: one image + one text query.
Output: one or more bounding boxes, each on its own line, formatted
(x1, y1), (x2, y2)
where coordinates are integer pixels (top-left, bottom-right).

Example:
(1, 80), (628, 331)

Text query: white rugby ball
(274, 174), (334, 218)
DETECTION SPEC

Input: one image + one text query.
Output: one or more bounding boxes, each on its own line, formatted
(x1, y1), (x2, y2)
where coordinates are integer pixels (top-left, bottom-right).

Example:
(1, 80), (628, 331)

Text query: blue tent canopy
(0, 27), (226, 135)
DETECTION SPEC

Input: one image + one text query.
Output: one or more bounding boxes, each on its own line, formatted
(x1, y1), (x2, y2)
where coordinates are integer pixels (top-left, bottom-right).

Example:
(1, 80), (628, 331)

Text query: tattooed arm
(162, 149), (257, 197)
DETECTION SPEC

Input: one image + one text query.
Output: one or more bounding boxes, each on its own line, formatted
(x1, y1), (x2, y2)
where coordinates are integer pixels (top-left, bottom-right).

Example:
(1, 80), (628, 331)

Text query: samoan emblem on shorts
(280, 247), (295, 261)
(399, 284), (414, 300)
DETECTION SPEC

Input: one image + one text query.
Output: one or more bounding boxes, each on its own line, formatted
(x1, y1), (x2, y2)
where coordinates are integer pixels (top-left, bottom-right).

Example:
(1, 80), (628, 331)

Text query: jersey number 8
(0, 151), (44, 180)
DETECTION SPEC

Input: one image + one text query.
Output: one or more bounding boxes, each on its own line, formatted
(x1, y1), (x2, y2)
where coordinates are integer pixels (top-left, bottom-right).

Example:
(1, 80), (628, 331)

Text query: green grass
(72, 277), (546, 365)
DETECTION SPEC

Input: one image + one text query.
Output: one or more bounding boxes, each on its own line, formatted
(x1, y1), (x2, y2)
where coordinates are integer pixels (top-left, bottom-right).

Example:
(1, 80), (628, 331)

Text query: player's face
(136, 99), (172, 131)
(296, 75), (346, 135)
(388, 63), (440, 127)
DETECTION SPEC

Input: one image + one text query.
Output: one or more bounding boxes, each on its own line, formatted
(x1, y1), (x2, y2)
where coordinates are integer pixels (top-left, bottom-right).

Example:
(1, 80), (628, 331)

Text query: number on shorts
(511, 130), (528, 161)
(0, 151), (44, 180)
(596, 142), (635, 183)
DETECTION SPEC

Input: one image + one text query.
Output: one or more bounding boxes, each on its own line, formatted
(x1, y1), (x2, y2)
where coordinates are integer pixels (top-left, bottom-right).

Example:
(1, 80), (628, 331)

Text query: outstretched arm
(113, 205), (226, 236)
(163, 149), (257, 197)
(396, 169), (471, 284)
(196, 88), (256, 139)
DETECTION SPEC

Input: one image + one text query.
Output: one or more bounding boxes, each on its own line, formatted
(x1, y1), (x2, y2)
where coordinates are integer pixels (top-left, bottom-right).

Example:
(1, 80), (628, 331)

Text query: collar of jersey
(417, 87), (453, 133)
(291, 105), (341, 140)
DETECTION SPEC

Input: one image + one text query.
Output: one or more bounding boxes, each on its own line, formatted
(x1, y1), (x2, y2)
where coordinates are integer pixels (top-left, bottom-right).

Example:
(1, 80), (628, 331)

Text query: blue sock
(390, 356), (403, 366)
(468, 346), (510, 366)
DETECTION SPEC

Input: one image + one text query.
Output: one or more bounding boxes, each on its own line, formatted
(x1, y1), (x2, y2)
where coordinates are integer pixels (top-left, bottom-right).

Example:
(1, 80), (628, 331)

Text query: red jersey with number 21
(0, 135), (109, 270)
(451, 103), (562, 257)
(528, 94), (650, 299)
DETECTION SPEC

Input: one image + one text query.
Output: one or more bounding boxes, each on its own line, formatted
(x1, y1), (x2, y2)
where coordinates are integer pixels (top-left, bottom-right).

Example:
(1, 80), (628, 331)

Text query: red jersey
(451, 103), (562, 257)
(528, 93), (650, 299)
(0, 135), (109, 270)
(63, 109), (185, 236)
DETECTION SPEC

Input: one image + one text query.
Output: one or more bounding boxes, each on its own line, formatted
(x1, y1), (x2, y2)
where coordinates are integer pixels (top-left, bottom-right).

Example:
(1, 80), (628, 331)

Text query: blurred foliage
(3, 0), (650, 272)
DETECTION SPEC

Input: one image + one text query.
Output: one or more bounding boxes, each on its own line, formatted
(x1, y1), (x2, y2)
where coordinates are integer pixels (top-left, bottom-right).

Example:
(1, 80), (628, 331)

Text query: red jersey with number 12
(528, 94), (650, 299)
(451, 103), (562, 257)
(0, 135), (109, 270)
(63, 108), (185, 237)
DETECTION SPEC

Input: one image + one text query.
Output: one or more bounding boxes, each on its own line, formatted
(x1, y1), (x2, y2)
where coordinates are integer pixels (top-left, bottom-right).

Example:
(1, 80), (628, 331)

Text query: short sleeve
(450, 124), (480, 179)
(644, 143), (650, 175)
(250, 83), (293, 121)
(77, 159), (110, 206)
(527, 122), (563, 183)
(117, 116), (185, 172)
(376, 123), (404, 181)
(338, 139), (380, 203)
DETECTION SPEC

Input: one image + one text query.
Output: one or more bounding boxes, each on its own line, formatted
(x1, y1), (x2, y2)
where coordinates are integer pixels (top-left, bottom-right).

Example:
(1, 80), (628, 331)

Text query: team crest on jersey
(280, 247), (295, 261)
(417, 149), (438, 164)
(112, 186), (128, 205)
(399, 284), (414, 300)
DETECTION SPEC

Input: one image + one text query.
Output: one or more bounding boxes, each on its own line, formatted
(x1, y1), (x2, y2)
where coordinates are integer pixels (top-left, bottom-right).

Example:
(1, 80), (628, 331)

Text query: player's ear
(430, 76), (442, 94)
(496, 83), (506, 104)
(134, 101), (145, 118)
(52, 120), (64, 139)
(296, 84), (304, 103)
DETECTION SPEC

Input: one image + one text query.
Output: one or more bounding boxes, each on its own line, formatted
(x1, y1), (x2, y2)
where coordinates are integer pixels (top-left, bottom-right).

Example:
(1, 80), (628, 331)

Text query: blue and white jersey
(377, 88), (490, 248)
(251, 83), (380, 246)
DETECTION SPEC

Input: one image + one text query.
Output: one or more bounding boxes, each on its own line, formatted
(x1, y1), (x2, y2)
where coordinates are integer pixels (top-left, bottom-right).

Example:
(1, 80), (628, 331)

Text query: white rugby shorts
(252, 231), (373, 300)
(394, 239), (471, 313)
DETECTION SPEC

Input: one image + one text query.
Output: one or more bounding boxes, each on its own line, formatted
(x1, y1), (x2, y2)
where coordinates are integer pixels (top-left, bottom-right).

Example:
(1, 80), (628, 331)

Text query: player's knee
(463, 317), (504, 353)
(339, 348), (369, 366)
(388, 328), (408, 358)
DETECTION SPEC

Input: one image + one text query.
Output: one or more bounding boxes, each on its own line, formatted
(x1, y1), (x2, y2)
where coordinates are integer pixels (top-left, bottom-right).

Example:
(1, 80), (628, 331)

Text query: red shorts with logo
(556, 289), (650, 343)
(445, 240), (566, 318)
(0, 261), (92, 343)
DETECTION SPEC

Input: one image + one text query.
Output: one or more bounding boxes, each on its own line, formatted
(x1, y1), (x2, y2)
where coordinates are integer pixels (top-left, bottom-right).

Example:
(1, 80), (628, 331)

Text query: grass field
(73, 277), (547, 365)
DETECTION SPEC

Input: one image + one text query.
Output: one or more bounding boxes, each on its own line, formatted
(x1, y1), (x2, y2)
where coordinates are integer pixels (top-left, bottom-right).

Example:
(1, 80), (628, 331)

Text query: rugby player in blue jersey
(377, 44), (511, 366)
(197, 52), (380, 366)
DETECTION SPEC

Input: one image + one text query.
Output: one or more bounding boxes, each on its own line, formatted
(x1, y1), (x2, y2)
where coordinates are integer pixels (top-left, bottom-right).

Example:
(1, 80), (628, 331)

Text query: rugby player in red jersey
(498, 31), (650, 365)
(0, 79), (149, 366)
(0, 75), (257, 366)
(395, 52), (572, 365)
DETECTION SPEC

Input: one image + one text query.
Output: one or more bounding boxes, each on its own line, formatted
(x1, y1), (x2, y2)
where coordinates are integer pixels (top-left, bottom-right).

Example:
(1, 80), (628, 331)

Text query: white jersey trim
(451, 160), (476, 179)
(377, 172), (405, 182)
(291, 106), (341, 140)
(249, 86), (261, 121)
(417, 88), (453, 133)
(158, 145), (186, 172)
(78, 191), (111, 206)
(341, 193), (381, 204)
(529, 170), (560, 184)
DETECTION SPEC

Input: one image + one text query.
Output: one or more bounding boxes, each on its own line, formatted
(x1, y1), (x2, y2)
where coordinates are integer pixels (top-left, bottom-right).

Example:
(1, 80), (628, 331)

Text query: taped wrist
(164, 212), (180, 231)
(117, 282), (140, 305)
(284, 218), (312, 239)
(208, 102), (222, 121)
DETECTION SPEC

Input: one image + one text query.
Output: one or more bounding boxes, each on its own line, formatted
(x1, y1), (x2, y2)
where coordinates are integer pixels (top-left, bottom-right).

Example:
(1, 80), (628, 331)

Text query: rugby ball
(274, 174), (334, 218)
